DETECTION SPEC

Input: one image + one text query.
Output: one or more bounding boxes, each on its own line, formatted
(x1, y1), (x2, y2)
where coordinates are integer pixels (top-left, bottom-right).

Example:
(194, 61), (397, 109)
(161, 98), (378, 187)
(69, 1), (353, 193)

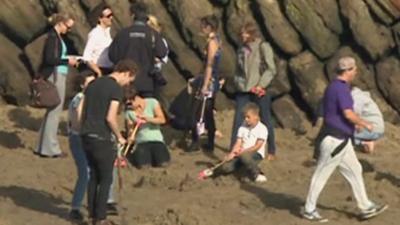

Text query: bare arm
(107, 100), (126, 144)
(202, 39), (218, 92)
(141, 102), (166, 125)
(343, 109), (372, 131)
(77, 97), (85, 125)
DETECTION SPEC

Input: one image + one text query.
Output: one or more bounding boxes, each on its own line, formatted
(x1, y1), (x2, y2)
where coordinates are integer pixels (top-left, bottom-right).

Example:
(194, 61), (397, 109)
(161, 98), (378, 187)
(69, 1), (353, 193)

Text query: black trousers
(81, 135), (116, 220)
(129, 141), (170, 168)
(191, 97), (215, 149)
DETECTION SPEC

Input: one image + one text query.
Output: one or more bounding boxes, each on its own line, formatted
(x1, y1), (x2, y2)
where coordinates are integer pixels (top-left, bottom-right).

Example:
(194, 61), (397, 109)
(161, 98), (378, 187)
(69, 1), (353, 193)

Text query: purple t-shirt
(323, 79), (354, 136)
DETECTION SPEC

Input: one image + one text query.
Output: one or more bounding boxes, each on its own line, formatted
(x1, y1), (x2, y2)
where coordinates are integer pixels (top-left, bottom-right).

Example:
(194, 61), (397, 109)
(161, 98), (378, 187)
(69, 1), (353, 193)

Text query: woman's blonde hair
(147, 15), (161, 32)
(48, 13), (73, 26)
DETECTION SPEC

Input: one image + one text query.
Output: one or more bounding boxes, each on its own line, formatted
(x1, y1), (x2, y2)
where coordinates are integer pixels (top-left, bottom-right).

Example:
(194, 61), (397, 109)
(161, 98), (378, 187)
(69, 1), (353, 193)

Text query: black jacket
(108, 20), (168, 94)
(39, 28), (69, 79)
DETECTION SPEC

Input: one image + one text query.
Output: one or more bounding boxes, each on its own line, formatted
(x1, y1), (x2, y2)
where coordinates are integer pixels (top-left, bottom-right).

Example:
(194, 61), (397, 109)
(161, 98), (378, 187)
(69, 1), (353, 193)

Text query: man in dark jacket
(108, 2), (168, 97)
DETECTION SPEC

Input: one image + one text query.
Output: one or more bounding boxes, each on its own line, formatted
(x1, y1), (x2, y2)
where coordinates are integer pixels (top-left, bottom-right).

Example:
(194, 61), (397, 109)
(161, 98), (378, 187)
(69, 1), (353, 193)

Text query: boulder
(310, 0), (343, 34)
(256, 0), (303, 55)
(0, 0), (47, 44)
(146, 0), (203, 78)
(166, 0), (236, 77)
(272, 95), (308, 134)
(379, 0), (400, 19)
(161, 63), (187, 101)
(0, 34), (31, 105)
(80, 0), (103, 10)
(284, 0), (340, 59)
(226, 0), (258, 47)
(393, 22), (400, 56)
(376, 56), (400, 112)
(339, 0), (394, 60)
(268, 57), (291, 97)
(288, 51), (328, 115)
(24, 34), (47, 73)
(364, 0), (395, 25)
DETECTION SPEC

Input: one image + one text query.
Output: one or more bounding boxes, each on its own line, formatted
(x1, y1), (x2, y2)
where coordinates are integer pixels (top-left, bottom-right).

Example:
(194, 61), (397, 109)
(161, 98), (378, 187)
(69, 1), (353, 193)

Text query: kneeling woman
(125, 89), (170, 168)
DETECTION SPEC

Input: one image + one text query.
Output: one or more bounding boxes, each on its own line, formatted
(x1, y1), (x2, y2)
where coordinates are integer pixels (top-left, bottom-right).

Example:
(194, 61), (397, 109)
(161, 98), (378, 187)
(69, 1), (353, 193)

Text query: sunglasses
(103, 13), (113, 19)
(64, 23), (73, 31)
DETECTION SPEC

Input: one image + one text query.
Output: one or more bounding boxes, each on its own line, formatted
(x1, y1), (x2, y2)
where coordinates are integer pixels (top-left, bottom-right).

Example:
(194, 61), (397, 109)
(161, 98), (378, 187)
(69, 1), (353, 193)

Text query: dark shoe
(186, 142), (200, 152)
(69, 209), (84, 221)
(106, 203), (118, 216)
(95, 219), (116, 225)
(201, 143), (214, 152)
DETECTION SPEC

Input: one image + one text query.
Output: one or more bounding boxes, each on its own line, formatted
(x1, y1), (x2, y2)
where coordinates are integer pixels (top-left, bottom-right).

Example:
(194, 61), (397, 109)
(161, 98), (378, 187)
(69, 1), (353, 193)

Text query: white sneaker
(255, 174), (267, 183)
(360, 204), (388, 220)
(302, 210), (329, 223)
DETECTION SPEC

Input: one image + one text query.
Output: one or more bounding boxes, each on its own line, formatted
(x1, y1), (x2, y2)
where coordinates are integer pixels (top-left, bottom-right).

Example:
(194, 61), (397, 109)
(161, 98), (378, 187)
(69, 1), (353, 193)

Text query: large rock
(161, 63), (187, 101)
(284, 0), (340, 59)
(380, 0), (400, 19)
(268, 57), (291, 97)
(146, 0), (203, 78)
(256, 0), (302, 55)
(166, 0), (236, 77)
(393, 22), (400, 56)
(80, 0), (103, 10)
(364, 0), (396, 25)
(288, 51), (328, 115)
(0, 0), (47, 44)
(0, 34), (31, 105)
(272, 95), (308, 134)
(326, 47), (400, 123)
(310, 0), (343, 34)
(24, 34), (47, 73)
(339, 0), (394, 60)
(226, 0), (258, 47)
(376, 56), (400, 112)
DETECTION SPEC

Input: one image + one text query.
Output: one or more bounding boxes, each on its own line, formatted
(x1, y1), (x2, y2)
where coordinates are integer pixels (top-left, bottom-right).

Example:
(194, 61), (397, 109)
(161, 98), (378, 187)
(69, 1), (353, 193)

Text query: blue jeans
(231, 92), (276, 154)
(354, 129), (383, 145)
(68, 133), (89, 210)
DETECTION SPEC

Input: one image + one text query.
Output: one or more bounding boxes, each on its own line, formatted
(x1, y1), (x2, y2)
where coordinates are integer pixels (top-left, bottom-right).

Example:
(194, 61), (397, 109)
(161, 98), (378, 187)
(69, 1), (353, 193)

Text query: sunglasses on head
(103, 13), (113, 19)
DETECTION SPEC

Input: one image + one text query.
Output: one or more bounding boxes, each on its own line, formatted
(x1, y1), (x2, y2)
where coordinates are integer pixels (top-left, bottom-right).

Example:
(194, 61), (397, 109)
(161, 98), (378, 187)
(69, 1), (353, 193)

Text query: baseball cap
(337, 57), (356, 71)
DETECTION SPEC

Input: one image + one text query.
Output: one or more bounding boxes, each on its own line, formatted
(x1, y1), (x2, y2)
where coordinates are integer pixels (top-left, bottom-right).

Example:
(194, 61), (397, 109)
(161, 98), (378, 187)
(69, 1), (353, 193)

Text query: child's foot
(254, 174), (267, 183)
(362, 141), (375, 153)
(267, 154), (276, 161)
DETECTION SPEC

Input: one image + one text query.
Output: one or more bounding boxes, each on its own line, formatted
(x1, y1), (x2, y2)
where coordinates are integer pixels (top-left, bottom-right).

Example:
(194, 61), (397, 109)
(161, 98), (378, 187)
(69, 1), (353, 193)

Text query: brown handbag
(30, 74), (61, 109)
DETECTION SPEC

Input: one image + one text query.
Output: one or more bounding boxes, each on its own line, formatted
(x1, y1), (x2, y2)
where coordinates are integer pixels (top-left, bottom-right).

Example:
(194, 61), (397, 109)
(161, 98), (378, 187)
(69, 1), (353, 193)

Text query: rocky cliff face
(1, 0), (399, 131)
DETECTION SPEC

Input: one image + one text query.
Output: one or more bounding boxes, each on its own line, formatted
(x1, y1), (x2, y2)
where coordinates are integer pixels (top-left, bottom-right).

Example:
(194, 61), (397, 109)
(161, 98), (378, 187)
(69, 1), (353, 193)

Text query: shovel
(198, 160), (228, 180)
(196, 97), (207, 136)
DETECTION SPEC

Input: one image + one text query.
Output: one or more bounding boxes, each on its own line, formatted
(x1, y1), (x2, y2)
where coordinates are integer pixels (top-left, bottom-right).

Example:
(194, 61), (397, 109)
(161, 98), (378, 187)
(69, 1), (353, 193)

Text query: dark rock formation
(272, 95), (307, 135)
(284, 0), (340, 58)
(257, 0), (303, 56)
(289, 51), (328, 116)
(339, 0), (394, 60)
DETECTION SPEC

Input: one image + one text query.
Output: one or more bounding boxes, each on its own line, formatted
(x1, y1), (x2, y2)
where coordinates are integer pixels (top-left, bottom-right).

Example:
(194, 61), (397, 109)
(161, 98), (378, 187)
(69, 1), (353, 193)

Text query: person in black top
(80, 59), (137, 225)
(108, 1), (168, 97)
(35, 13), (78, 158)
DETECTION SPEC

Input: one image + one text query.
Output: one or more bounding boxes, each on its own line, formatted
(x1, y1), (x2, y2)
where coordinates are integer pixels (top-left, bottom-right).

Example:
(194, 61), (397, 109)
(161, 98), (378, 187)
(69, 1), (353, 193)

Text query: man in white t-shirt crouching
(215, 103), (268, 182)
